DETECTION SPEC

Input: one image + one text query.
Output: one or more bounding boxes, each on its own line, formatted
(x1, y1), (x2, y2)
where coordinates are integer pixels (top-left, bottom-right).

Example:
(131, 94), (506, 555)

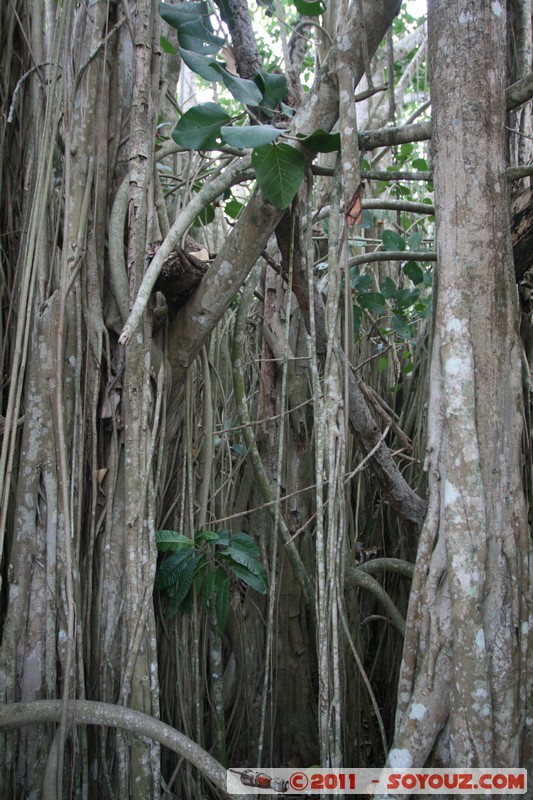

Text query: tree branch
(166, 0), (403, 373)
(0, 700), (252, 799)
(506, 70), (533, 110)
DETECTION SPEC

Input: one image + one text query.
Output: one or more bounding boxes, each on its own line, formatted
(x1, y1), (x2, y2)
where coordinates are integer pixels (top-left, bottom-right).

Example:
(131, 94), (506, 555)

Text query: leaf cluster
(155, 529), (268, 634)
(350, 228), (432, 340)
(159, 2), (345, 208)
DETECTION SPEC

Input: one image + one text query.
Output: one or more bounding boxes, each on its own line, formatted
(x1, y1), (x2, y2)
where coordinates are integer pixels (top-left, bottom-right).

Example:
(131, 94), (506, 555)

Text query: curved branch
(0, 700), (252, 799)
(506, 70), (533, 111)
(344, 567), (406, 636)
(118, 156), (253, 346)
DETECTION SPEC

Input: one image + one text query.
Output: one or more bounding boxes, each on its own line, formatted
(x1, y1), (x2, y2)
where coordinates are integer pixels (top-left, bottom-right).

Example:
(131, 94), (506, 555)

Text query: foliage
(155, 529), (268, 633)
(159, 1), (349, 208)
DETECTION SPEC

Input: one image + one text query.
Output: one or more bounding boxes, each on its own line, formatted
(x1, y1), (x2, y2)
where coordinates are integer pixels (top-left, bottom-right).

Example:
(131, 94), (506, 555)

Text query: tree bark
(389, 0), (531, 769)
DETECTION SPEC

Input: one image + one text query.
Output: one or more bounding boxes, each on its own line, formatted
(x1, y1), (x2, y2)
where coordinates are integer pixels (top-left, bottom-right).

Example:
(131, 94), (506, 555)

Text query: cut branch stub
(148, 239), (209, 311)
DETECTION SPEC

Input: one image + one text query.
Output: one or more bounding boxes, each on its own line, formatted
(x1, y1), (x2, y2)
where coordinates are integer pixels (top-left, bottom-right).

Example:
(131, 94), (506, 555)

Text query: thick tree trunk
(389, 0), (531, 769)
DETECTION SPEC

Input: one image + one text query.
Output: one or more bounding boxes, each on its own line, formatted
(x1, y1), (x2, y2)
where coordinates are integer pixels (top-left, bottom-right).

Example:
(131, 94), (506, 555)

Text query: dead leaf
(187, 247), (210, 262)
(220, 46), (238, 76)
(345, 182), (364, 226)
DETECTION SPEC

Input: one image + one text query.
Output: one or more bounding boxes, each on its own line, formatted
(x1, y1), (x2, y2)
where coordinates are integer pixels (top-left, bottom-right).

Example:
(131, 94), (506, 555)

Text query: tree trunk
(389, 0), (532, 769)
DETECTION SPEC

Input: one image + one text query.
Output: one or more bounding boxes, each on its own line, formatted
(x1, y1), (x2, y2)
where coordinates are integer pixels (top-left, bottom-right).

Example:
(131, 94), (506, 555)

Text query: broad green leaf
(252, 143), (305, 209)
(396, 184), (412, 198)
(280, 101), (296, 118)
(297, 129), (340, 153)
(394, 288), (420, 311)
(168, 554), (203, 616)
(382, 229), (406, 251)
(255, 72), (288, 109)
(361, 209), (374, 229)
(213, 0), (234, 24)
(350, 267), (372, 291)
(156, 530), (195, 552)
(195, 529), (221, 544)
(215, 530), (231, 546)
(219, 69), (263, 105)
(221, 124), (284, 148)
(224, 197), (244, 219)
(353, 304), (363, 334)
(391, 312), (411, 339)
(221, 546), (265, 578)
(179, 48), (223, 81)
(202, 567), (220, 607)
(155, 549), (194, 590)
(377, 356), (389, 373)
(215, 572), (230, 635)
(407, 231), (423, 251)
(177, 20), (225, 54)
(159, 2), (205, 28)
(404, 260), (424, 285)
(380, 276), (397, 299)
(412, 157), (429, 171)
(399, 142), (415, 159)
(160, 35), (177, 55)
(194, 204), (215, 226)
(228, 532), (261, 557)
(292, 0), (325, 16)
(357, 292), (386, 313)
(172, 103), (231, 149)
(230, 562), (268, 594)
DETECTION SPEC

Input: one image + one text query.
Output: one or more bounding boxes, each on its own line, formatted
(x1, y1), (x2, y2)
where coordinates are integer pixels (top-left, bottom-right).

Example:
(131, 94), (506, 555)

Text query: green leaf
(221, 124), (284, 148)
(215, 571), (230, 635)
(252, 143), (305, 209)
(160, 35), (177, 55)
(171, 103), (231, 149)
(227, 531), (261, 557)
(399, 142), (415, 160)
(350, 267), (372, 291)
(412, 157), (429, 171)
(220, 545), (265, 577)
(159, 2), (205, 28)
(194, 204), (215, 226)
(361, 209), (374, 229)
(179, 48), (223, 81)
(214, 530), (231, 546)
(357, 292), (386, 313)
(155, 530), (195, 552)
(255, 72), (288, 106)
(168, 553), (203, 616)
(155, 548), (194, 590)
(407, 231), (423, 251)
(394, 288), (420, 310)
(382, 229), (406, 251)
(195, 529), (221, 544)
(292, 0), (325, 16)
(280, 101), (296, 118)
(177, 20), (225, 54)
(380, 276), (397, 299)
(219, 69), (263, 105)
(377, 356), (389, 373)
(230, 562), (268, 594)
(391, 312), (411, 339)
(297, 129), (340, 153)
(224, 197), (244, 219)
(404, 261), (424, 285)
